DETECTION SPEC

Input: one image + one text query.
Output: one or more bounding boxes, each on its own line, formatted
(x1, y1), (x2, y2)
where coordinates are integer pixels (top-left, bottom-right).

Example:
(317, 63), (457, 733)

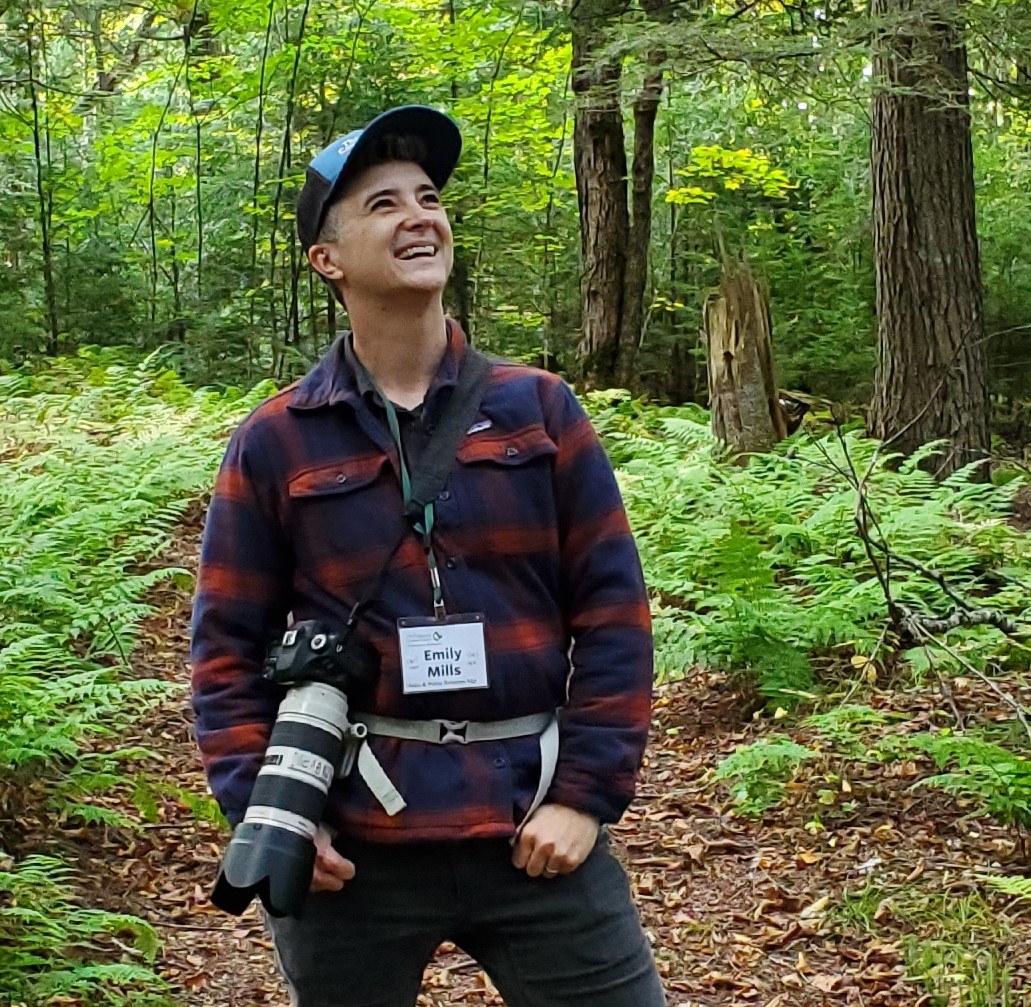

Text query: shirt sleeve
(541, 379), (654, 823)
(190, 423), (290, 827)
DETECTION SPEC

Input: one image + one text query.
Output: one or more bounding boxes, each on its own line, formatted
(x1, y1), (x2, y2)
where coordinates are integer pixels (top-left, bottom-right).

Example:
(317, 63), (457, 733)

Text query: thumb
(318, 843), (356, 881)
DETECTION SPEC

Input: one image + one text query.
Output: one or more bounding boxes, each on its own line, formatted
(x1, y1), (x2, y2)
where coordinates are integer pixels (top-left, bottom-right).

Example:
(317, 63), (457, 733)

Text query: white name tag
(398, 614), (489, 694)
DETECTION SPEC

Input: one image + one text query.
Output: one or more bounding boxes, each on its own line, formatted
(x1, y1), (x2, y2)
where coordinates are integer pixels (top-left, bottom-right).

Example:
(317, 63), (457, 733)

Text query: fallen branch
(900, 603), (1023, 637)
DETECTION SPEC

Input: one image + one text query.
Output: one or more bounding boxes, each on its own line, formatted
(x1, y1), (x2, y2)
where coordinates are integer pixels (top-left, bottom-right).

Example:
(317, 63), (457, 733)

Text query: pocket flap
(457, 425), (558, 466)
(288, 455), (389, 498)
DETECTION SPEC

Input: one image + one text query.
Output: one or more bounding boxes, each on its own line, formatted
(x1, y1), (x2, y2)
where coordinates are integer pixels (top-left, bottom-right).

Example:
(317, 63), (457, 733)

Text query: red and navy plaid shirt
(190, 322), (654, 843)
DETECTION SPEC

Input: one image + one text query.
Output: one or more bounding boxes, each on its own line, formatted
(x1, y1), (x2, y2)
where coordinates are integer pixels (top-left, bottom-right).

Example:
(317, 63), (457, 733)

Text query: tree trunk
(868, 0), (988, 477)
(706, 262), (786, 453)
(616, 62), (663, 388)
(25, 17), (60, 355)
(570, 0), (628, 386)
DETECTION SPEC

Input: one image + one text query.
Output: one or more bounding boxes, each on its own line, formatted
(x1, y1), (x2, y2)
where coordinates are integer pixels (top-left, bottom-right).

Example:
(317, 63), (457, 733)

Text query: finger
(319, 848), (356, 882)
(524, 840), (555, 878)
(511, 830), (534, 870)
(311, 869), (345, 893)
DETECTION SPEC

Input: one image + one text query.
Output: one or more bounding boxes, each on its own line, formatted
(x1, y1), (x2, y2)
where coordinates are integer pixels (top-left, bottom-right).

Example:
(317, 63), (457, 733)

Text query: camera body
(265, 622), (352, 683)
(210, 620), (378, 918)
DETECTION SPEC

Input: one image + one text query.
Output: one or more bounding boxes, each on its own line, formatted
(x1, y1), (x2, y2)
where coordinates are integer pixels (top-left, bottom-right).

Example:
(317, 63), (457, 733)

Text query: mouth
(396, 244), (437, 261)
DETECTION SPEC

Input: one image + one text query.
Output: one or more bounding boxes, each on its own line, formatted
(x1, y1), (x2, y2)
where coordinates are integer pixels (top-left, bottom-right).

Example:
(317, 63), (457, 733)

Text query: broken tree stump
(705, 262), (787, 453)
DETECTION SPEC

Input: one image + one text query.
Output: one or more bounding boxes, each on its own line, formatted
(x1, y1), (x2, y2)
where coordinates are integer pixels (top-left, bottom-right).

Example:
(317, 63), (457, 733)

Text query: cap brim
(327, 106), (462, 208)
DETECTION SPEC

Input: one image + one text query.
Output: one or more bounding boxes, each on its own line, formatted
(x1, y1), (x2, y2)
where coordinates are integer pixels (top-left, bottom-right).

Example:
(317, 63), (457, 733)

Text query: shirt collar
(288, 317), (468, 412)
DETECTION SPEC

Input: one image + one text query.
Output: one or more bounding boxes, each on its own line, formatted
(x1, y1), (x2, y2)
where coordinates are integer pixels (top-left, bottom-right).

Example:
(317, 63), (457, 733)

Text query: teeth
(398, 245), (435, 260)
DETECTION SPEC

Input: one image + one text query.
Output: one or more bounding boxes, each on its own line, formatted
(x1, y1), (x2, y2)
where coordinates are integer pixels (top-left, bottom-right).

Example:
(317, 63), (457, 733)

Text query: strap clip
(438, 719), (470, 744)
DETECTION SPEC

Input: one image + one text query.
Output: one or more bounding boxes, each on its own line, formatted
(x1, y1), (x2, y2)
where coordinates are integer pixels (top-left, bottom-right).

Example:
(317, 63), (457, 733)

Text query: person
(190, 105), (665, 1007)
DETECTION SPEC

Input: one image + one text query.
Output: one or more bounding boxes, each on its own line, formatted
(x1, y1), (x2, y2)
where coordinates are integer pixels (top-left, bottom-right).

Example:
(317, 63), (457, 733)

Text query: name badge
(398, 614), (489, 694)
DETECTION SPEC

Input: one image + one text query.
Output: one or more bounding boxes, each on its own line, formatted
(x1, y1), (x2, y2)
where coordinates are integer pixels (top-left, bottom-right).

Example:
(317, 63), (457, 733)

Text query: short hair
(316, 133), (430, 244)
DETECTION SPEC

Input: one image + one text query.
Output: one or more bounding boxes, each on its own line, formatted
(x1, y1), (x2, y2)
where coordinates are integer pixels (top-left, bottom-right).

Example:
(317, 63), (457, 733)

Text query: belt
(351, 711), (559, 833)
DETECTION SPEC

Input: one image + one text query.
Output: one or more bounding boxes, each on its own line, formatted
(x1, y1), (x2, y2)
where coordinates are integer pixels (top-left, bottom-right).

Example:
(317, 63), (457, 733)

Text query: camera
(210, 620), (378, 918)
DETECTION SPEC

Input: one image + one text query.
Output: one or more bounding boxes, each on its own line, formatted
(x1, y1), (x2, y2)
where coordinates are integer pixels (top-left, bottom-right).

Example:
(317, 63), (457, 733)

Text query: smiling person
(190, 106), (665, 1007)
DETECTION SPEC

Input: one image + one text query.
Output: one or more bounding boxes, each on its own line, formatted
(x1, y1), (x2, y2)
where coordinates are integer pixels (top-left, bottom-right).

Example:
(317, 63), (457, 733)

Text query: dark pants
(266, 832), (666, 1007)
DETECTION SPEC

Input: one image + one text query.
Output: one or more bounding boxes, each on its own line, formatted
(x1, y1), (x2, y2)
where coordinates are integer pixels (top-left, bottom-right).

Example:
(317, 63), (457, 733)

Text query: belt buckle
(437, 719), (469, 744)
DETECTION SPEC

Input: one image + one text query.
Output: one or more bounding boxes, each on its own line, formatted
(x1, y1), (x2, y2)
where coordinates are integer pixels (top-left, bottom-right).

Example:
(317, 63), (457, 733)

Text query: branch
(910, 624), (1031, 747)
(899, 604), (1023, 637)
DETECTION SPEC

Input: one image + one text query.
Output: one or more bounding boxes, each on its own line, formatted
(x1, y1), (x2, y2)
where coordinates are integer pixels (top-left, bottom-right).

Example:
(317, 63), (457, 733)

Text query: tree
(570, 0), (670, 388)
(570, 0), (628, 387)
(867, 0), (989, 476)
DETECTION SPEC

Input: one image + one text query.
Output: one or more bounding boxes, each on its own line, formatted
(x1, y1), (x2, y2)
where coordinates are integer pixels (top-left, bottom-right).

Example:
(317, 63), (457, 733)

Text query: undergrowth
(585, 393), (1031, 873)
(3, 357), (1029, 1002)
(0, 346), (270, 1004)
(588, 391), (1031, 705)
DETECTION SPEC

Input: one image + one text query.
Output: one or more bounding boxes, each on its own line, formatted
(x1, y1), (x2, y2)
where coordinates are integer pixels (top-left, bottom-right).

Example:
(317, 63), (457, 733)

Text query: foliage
(590, 399), (1031, 700)
(1, 0), (1029, 402)
(713, 735), (814, 816)
(0, 854), (170, 1006)
(910, 731), (1031, 838)
(0, 346), (268, 782)
(984, 874), (1031, 902)
(0, 348), (265, 1001)
(898, 892), (1015, 1007)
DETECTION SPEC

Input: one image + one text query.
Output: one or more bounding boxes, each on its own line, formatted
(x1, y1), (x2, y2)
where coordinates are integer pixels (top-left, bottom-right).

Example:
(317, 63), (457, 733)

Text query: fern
(910, 732), (1031, 835)
(0, 854), (170, 1006)
(984, 875), (1031, 901)
(713, 736), (814, 816)
(592, 400), (1031, 691)
(0, 350), (270, 1004)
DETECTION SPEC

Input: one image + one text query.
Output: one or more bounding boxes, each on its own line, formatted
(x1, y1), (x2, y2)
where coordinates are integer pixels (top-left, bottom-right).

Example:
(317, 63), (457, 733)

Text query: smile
(397, 245), (436, 260)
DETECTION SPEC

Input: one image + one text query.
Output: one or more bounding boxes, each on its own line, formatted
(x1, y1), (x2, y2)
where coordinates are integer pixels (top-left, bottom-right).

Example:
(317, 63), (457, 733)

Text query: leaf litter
(6, 519), (1031, 1007)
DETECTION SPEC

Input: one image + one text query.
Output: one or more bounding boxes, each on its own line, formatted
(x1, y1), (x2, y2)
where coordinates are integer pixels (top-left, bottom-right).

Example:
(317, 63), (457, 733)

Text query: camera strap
(344, 346), (493, 629)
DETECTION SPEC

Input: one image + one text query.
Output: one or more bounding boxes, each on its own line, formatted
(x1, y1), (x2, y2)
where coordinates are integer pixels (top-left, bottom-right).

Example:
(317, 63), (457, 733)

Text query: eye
(421, 191), (441, 206)
(370, 198), (393, 211)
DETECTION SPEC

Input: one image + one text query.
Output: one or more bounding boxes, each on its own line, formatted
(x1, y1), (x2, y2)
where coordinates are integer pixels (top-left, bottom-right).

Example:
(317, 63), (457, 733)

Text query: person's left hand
(512, 803), (599, 879)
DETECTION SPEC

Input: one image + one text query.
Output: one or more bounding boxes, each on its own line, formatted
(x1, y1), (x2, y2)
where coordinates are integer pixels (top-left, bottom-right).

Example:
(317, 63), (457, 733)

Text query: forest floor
(9, 516), (1031, 1007)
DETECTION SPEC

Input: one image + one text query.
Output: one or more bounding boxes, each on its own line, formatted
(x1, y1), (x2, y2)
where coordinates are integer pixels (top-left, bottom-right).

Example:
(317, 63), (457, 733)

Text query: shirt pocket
(452, 426), (560, 535)
(286, 456), (405, 574)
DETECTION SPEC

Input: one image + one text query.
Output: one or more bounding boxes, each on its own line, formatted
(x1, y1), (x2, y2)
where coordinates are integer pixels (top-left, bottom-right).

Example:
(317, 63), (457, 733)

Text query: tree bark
(706, 262), (786, 453)
(571, 0), (628, 386)
(868, 0), (989, 477)
(615, 62), (663, 388)
(25, 16), (60, 355)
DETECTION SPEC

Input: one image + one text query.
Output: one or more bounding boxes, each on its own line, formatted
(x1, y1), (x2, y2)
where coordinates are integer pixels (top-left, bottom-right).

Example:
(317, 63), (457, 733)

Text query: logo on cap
(337, 137), (358, 157)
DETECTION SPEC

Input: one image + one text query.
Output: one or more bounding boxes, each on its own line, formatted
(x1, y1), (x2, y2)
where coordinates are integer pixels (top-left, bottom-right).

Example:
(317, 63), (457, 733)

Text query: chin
(393, 272), (450, 295)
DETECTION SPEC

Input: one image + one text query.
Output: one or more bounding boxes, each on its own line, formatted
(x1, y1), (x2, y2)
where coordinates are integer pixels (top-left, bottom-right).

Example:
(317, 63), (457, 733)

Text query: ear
(308, 243), (345, 282)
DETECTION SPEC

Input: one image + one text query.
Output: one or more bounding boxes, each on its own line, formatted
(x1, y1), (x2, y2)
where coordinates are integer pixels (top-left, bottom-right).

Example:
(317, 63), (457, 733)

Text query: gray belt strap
(351, 712), (559, 825)
(355, 711), (553, 745)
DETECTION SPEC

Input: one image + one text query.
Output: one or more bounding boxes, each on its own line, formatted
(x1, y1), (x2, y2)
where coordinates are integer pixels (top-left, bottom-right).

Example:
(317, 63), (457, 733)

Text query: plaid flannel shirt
(190, 322), (654, 843)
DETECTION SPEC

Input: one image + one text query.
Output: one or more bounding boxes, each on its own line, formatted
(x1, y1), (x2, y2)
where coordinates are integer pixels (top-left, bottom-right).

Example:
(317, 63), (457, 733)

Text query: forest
(2, 0), (1031, 1004)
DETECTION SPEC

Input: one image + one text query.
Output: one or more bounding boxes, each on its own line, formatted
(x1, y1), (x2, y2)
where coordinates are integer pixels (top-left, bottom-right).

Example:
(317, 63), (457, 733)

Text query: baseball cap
(296, 105), (462, 251)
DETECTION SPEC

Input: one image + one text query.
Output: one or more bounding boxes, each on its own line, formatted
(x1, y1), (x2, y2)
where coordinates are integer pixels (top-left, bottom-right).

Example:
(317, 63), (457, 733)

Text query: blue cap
(297, 105), (462, 250)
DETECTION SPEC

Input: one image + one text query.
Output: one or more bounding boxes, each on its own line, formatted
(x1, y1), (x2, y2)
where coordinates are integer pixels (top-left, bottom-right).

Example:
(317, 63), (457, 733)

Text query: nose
(400, 195), (442, 229)
(402, 208), (435, 232)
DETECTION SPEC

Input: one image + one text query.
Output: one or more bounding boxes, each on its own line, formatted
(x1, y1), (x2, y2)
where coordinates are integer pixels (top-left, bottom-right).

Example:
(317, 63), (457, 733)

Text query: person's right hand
(311, 825), (355, 893)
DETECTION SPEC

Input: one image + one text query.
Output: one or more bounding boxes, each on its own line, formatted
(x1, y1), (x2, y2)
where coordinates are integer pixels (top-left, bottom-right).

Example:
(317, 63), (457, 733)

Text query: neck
(349, 299), (449, 409)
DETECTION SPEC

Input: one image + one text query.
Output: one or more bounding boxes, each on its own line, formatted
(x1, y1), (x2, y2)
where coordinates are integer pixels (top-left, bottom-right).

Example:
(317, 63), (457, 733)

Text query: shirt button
(445, 557), (459, 570)
(438, 490), (451, 501)
(505, 446), (518, 457)
(493, 757), (507, 768)
(335, 474), (347, 484)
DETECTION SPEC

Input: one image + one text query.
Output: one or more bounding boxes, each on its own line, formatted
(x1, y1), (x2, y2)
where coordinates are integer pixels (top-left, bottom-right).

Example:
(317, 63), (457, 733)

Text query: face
(308, 160), (454, 306)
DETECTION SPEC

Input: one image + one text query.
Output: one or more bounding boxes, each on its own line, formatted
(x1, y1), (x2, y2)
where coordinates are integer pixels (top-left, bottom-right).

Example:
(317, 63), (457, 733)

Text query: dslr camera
(210, 619), (378, 918)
